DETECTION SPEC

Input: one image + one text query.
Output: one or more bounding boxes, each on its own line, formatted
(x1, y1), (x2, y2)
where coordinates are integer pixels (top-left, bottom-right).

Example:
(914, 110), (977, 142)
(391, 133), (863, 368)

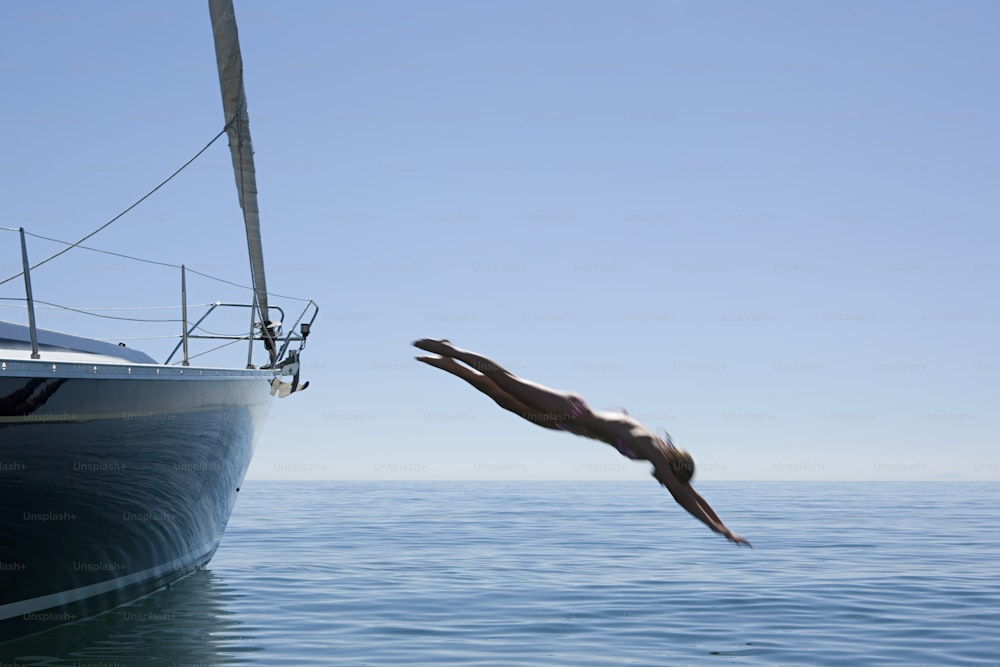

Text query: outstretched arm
(652, 467), (751, 547)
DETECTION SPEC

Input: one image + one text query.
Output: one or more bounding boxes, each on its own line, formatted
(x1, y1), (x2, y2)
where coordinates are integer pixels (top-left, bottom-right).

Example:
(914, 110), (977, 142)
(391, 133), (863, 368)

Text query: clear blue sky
(2, 2), (997, 481)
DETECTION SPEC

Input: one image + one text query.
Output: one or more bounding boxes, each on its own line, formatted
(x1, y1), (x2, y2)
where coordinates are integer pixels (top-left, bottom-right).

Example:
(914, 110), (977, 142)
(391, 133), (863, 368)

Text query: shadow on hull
(0, 372), (271, 642)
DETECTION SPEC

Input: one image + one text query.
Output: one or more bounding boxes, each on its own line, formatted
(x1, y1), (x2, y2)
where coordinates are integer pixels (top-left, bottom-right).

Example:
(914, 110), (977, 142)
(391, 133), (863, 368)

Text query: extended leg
(416, 355), (560, 429)
(413, 339), (580, 416)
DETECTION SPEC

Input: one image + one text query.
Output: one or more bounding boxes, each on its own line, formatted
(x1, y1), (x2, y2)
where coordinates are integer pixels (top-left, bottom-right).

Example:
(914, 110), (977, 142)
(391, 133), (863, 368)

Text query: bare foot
(415, 354), (474, 374)
(412, 339), (454, 355)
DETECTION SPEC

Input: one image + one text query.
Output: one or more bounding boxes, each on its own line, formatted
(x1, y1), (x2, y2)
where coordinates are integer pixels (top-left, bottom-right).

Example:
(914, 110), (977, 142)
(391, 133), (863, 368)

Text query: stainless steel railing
(4, 227), (317, 371)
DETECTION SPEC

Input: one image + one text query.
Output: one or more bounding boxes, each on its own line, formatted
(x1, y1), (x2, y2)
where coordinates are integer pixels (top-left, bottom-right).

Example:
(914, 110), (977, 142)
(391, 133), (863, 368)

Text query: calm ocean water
(2, 481), (999, 666)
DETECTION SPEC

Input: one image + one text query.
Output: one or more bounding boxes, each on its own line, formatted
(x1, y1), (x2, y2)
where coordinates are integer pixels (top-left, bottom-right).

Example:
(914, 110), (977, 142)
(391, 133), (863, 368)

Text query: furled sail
(208, 0), (274, 360)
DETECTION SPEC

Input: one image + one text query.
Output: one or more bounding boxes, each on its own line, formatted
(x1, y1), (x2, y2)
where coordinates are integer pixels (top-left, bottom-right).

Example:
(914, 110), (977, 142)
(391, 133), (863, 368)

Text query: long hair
(663, 430), (695, 484)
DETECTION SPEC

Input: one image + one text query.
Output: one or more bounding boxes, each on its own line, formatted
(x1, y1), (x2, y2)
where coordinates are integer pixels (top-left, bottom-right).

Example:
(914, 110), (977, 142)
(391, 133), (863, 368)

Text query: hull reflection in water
(0, 570), (259, 665)
(0, 367), (272, 641)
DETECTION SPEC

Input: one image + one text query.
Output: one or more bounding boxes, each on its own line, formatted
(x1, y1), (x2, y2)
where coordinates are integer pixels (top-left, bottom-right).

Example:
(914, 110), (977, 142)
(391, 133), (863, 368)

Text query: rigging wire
(19, 231), (178, 270)
(2, 123), (315, 305)
(4, 224), (312, 304)
(0, 297), (214, 322)
(0, 127), (228, 289)
(20, 299), (184, 323)
(168, 336), (247, 365)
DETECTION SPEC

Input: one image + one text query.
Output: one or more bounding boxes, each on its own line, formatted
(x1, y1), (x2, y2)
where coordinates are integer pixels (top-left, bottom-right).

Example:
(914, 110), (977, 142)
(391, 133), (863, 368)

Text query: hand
(724, 529), (752, 548)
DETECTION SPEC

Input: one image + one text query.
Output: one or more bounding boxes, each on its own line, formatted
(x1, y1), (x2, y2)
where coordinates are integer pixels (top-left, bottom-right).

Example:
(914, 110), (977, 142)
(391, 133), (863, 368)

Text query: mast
(208, 0), (275, 362)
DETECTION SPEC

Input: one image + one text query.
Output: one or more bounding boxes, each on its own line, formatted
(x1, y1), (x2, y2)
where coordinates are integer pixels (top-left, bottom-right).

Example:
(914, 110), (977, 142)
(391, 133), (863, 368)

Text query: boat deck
(0, 320), (158, 365)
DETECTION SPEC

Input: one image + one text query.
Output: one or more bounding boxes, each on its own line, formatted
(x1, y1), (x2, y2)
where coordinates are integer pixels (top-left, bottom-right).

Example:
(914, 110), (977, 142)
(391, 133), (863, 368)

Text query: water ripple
(2, 482), (999, 665)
